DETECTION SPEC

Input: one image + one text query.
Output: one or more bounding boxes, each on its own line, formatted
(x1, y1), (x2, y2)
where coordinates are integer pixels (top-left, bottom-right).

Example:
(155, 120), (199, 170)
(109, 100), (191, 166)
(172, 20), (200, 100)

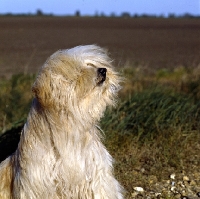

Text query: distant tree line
(0, 9), (199, 18)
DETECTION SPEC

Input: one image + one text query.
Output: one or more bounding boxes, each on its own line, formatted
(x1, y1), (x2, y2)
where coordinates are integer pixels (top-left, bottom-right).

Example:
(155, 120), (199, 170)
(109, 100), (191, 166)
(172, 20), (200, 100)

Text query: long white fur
(0, 45), (123, 199)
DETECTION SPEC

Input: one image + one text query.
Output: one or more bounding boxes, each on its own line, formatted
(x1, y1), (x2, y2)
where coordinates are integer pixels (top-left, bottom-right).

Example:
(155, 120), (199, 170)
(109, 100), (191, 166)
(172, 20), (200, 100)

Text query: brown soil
(0, 17), (200, 77)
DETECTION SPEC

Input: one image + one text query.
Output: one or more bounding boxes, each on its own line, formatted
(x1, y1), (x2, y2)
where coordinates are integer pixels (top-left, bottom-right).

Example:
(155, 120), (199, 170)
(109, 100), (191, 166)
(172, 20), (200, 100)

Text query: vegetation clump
(102, 89), (200, 140)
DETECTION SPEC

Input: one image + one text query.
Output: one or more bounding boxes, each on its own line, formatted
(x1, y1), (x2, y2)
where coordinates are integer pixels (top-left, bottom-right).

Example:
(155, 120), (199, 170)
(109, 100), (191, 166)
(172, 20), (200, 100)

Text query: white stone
(134, 187), (144, 192)
(170, 173), (176, 180)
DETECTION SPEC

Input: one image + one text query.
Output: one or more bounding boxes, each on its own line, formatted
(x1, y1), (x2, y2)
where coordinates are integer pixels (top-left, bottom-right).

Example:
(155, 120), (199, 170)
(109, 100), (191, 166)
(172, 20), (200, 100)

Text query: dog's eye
(84, 60), (97, 68)
(86, 63), (95, 68)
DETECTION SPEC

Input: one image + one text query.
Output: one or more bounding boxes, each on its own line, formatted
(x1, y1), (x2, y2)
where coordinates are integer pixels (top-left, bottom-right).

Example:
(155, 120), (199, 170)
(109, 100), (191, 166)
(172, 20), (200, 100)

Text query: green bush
(101, 88), (200, 140)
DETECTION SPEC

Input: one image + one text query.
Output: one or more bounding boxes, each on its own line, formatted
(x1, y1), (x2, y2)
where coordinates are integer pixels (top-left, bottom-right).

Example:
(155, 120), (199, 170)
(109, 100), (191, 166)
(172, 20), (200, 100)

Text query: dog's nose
(98, 68), (107, 77)
(97, 68), (107, 85)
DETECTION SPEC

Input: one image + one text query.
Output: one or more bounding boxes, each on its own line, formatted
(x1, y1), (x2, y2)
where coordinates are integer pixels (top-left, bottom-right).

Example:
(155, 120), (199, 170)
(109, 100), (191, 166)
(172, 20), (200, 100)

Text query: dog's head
(32, 45), (121, 121)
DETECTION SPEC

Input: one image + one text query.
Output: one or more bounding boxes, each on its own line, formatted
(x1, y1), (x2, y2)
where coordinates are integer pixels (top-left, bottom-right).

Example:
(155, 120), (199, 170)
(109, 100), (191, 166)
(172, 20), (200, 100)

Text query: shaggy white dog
(0, 45), (123, 199)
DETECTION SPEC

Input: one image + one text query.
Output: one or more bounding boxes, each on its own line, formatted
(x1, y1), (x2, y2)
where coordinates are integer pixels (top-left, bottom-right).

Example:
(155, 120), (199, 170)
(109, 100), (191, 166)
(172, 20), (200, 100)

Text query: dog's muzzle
(97, 68), (107, 85)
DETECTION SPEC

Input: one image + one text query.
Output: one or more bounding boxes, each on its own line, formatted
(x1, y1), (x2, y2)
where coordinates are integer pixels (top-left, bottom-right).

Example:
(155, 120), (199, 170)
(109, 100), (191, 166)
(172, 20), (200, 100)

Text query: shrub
(101, 88), (200, 140)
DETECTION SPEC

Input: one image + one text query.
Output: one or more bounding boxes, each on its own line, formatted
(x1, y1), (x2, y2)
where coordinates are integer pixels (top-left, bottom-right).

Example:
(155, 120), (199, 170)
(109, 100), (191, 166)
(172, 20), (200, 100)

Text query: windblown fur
(0, 45), (123, 199)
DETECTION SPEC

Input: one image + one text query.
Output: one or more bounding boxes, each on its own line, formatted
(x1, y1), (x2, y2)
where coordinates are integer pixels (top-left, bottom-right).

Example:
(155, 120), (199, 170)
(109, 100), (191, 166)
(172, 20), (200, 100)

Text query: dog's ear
(32, 72), (52, 107)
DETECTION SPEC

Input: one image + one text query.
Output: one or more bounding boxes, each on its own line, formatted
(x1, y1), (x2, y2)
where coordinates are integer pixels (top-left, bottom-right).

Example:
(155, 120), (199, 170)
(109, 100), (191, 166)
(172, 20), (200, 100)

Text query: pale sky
(0, 0), (199, 16)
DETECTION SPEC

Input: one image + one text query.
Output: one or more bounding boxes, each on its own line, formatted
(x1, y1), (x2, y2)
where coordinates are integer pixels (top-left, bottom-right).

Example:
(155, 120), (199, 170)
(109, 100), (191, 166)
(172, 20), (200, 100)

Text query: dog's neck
(21, 98), (101, 148)
(32, 98), (97, 130)
(15, 98), (103, 166)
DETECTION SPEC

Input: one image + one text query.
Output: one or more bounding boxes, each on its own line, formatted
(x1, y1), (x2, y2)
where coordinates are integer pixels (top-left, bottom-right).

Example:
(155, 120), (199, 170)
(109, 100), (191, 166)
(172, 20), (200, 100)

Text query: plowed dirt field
(0, 17), (200, 77)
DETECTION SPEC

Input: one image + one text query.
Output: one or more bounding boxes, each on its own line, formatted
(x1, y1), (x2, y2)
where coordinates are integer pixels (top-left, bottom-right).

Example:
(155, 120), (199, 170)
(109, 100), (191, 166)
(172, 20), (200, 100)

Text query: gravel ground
(131, 171), (200, 199)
